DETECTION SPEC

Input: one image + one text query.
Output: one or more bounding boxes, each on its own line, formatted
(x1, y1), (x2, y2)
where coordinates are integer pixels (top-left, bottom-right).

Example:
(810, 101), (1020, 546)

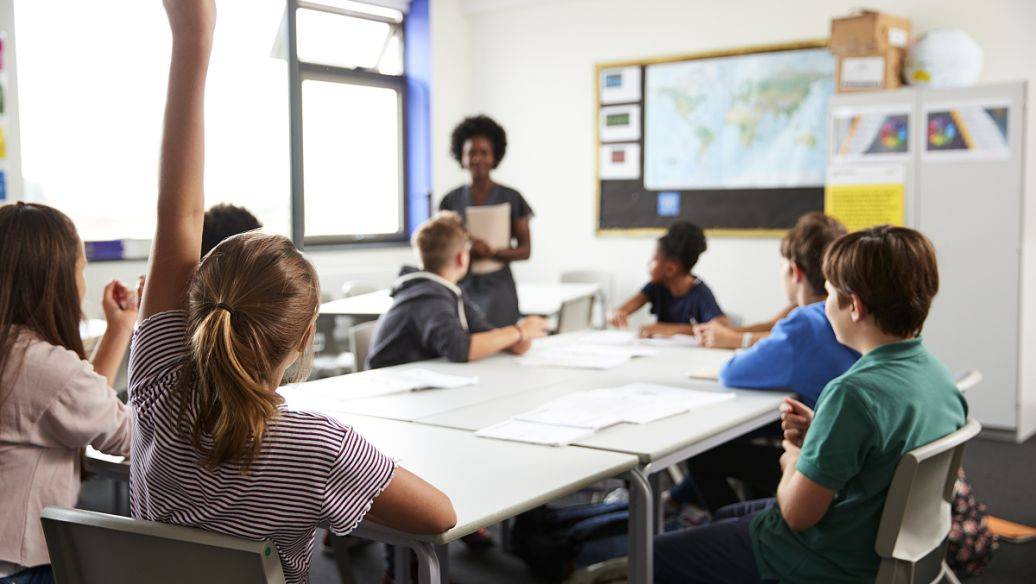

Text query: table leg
(434, 543), (449, 583)
(412, 541), (442, 584)
(627, 468), (653, 584)
(649, 472), (664, 535)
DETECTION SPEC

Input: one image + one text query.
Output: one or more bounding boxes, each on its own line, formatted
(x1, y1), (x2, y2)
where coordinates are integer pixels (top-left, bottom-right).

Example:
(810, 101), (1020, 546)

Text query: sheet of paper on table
(475, 419), (595, 447)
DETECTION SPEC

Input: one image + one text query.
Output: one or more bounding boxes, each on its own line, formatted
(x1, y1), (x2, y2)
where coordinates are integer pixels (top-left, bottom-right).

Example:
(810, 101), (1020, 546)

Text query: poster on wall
(599, 66), (641, 104)
(923, 101), (1010, 162)
(599, 104), (641, 142)
(831, 106), (910, 161)
(824, 164), (905, 233)
(599, 143), (641, 180)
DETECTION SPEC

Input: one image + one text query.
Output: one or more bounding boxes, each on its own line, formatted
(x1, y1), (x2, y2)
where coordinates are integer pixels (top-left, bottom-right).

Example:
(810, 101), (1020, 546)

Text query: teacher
(439, 115), (533, 327)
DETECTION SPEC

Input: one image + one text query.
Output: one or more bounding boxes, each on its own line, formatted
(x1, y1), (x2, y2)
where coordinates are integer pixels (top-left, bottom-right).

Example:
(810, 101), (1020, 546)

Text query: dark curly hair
(201, 203), (263, 258)
(658, 221), (707, 273)
(450, 115), (507, 168)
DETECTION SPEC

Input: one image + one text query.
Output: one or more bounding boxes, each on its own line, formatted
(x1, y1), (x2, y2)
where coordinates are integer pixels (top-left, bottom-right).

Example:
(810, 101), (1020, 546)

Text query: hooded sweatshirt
(367, 267), (493, 369)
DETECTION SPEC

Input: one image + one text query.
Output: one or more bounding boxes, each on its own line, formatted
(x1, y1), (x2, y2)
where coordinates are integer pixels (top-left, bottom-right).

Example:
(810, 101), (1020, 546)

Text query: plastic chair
(40, 507), (285, 584)
(873, 418), (982, 584)
(561, 270), (612, 329)
(953, 370), (982, 393)
(350, 320), (380, 372)
(558, 296), (594, 334)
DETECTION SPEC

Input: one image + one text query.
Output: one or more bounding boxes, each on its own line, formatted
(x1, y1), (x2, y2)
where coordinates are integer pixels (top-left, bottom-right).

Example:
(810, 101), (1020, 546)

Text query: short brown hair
(412, 211), (468, 273)
(780, 212), (847, 295)
(823, 225), (939, 338)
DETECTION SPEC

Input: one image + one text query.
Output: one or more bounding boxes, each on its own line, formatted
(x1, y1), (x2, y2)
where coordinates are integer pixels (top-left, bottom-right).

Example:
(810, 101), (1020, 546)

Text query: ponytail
(179, 232), (319, 472)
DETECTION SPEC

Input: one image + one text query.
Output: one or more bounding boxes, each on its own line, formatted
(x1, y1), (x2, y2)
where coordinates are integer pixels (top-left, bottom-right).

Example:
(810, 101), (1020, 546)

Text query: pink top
(0, 329), (132, 570)
(128, 311), (395, 584)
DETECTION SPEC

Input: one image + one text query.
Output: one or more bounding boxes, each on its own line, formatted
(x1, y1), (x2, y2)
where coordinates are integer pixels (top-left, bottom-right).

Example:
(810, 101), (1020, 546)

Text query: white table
(276, 407), (639, 584)
(292, 333), (790, 583)
(319, 282), (599, 319)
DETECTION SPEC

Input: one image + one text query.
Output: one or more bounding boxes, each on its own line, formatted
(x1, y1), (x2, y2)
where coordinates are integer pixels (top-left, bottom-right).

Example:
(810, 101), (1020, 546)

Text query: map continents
(644, 48), (835, 190)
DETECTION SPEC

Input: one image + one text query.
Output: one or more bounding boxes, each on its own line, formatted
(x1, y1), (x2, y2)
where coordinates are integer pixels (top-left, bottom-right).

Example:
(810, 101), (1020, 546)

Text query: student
(368, 211), (549, 370)
(201, 202), (261, 257)
(671, 212), (858, 512)
(609, 221), (727, 336)
(716, 212), (857, 408)
(440, 115), (533, 327)
(654, 225), (968, 584)
(0, 202), (135, 584)
(129, 4), (455, 584)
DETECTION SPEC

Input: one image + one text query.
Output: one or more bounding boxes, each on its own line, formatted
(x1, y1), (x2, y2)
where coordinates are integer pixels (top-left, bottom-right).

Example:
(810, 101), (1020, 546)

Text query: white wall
(440, 0), (1036, 327)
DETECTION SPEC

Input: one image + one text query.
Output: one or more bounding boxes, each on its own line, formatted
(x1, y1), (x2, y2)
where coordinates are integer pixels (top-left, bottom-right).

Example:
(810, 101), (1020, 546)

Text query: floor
(79, 435), (1035, 583)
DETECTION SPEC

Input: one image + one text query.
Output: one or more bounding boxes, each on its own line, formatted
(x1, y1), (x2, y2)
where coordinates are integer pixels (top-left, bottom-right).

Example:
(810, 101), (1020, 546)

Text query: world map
(644, 48), (835, 190)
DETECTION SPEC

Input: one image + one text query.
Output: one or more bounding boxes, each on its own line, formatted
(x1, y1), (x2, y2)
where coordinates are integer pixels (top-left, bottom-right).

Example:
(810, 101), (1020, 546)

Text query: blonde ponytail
(179, 232), (319, 471)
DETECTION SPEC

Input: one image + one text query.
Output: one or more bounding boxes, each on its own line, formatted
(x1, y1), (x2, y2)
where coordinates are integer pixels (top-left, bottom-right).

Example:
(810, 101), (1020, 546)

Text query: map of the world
(644, 48), (835, 190)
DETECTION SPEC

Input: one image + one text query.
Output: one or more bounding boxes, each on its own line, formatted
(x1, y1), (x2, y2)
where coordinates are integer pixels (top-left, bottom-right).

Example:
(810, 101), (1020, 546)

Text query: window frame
(287, 0), (410, 249)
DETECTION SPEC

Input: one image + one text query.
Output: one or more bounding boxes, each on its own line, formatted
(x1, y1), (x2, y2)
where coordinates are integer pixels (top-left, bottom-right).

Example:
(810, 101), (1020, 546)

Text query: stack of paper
(475, 419), (595, 447)
(298, 368), (478, 402)
(476, 383), (736, 446)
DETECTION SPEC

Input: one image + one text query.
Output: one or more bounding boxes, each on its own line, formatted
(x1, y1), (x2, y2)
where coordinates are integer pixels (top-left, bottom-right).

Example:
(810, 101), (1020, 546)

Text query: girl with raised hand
(128, 2), (455, 582)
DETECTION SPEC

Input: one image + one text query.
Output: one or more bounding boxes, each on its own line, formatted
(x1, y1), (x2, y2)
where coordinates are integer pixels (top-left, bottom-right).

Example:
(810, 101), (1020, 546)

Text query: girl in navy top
(609, 221), (727, 337)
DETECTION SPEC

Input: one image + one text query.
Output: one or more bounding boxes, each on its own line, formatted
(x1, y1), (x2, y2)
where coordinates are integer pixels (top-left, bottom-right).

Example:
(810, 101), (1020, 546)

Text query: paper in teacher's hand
(466, 202), (511, 275)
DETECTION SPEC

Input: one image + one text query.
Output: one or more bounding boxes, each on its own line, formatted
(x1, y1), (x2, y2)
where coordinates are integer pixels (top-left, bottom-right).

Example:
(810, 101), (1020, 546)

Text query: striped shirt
(127, 311), (394, 584)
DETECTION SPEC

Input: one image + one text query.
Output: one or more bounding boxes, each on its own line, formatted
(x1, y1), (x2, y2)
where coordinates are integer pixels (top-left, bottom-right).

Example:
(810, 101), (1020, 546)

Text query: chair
(40, 507), (285, 584)
(954, 370), (983, 393)
(341, 281), (380, 298)
(350, 320), (380, 372)
(561, 270), (612, 329)
(557, 295), (594, 334)
(873, 418), (982, 584)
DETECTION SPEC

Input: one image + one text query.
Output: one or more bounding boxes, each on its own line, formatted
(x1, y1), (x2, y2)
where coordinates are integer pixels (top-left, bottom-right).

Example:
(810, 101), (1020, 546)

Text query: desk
(319, 282), (599, 319)
(275, 407), (640, 584)
(291, 333), (789, 583)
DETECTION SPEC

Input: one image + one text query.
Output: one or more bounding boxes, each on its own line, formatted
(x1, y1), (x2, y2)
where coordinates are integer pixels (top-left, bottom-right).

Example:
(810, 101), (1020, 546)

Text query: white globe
(904, 28), (983, 87)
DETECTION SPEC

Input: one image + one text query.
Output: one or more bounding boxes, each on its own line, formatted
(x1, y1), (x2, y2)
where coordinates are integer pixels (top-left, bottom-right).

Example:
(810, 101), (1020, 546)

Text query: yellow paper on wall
(825, 165), (905, 232)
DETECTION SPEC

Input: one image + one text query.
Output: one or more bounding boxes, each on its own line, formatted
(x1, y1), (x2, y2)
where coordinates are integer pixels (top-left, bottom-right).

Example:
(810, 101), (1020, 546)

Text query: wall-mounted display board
(595, 40), (835, 236)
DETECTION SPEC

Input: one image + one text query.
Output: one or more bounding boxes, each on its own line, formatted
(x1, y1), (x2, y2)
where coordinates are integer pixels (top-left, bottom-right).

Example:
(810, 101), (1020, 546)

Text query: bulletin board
(595, 40), (834, 237)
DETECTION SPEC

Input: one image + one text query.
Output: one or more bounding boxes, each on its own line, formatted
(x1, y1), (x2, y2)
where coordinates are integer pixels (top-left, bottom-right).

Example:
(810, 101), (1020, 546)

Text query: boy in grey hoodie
(368, 211), (549, 369)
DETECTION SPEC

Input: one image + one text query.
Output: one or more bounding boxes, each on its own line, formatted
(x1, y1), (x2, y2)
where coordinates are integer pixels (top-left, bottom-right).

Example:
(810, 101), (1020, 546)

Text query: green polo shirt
(750, 337), (968, 583)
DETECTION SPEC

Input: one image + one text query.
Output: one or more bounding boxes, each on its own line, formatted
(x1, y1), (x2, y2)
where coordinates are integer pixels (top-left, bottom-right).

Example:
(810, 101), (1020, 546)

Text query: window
(14, 0), (292, 243)
(287, 0), (410, 246)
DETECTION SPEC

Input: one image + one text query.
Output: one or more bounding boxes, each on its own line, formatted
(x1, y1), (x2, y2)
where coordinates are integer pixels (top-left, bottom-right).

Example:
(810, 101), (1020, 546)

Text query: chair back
(558, 296), (594, 334)
(561, 270), (612, 329)
(350, 320), (380, 372)
(874, 418), (981, 584)
(954, 370), (983, 393)
(41, 507), (285, 584)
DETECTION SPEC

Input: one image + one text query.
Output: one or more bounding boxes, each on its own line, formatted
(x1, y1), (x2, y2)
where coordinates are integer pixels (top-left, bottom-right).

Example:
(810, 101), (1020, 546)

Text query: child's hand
(639, 322), (676, 338)
(517, 316), (550, 341)
(607, 309), (628, 329)
(780, 397), (814, 448)
(779, 439), (801, 472)
(164, 0), (216, 41)
(694, 321), (739, 348)
(101, 279), (139, 333)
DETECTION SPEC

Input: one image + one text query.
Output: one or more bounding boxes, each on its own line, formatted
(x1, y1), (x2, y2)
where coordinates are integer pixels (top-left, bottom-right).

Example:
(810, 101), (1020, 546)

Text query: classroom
(0, 0), (1034, 583)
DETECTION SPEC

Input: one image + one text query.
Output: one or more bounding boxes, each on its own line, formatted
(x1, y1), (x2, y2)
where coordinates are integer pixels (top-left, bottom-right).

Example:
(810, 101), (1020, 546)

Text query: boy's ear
(849, 293), (868, 323)
(791, 261), (805, 282)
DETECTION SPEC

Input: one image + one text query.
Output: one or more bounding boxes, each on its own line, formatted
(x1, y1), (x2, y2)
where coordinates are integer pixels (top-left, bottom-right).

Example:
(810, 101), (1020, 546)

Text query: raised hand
(163, 0), (216, 41)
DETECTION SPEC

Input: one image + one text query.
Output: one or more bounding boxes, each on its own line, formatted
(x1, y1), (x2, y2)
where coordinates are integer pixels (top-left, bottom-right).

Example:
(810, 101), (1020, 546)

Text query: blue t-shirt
(640, 278), (724, 325)
(718, 302), (860, 407)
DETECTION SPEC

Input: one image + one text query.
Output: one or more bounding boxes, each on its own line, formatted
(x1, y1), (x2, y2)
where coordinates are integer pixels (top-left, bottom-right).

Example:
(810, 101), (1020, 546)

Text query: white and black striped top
(127, 311), (394, 584)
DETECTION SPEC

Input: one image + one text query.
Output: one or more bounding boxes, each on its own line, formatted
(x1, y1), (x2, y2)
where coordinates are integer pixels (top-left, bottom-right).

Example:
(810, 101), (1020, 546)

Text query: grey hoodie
(366, 267), (493, 369)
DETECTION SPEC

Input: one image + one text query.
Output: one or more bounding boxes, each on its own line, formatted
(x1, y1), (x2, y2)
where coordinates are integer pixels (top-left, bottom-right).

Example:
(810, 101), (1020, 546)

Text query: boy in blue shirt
(671, 212), (858, 511)
(655, 225), (968, 584)
(609, 221), (727, 336)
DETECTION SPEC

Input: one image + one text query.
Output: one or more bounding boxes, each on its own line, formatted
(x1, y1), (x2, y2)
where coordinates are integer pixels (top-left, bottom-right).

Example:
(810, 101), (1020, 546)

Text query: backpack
(510, 501), (629, 583)
(947, 468), (998, 577)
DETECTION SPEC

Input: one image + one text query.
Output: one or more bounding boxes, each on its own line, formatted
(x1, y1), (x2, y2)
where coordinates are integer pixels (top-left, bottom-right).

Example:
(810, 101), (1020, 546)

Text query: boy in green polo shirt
(654, 225), (968, 584)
